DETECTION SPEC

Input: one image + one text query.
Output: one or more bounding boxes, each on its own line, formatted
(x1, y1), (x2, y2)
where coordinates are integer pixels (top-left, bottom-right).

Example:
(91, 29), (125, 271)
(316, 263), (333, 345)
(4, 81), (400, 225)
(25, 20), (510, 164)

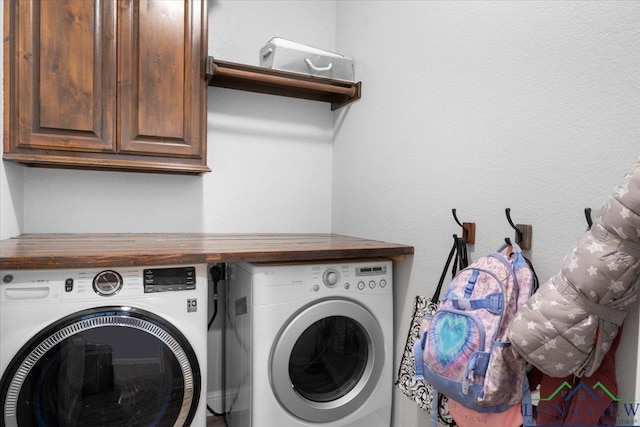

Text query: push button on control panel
(65, 278), (74, 292)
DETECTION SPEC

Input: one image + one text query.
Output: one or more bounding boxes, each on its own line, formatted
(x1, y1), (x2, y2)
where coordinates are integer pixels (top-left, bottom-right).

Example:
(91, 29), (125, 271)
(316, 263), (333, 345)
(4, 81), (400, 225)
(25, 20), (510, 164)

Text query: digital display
(355, 266), (387, 276)
(143, 267), (195, 293)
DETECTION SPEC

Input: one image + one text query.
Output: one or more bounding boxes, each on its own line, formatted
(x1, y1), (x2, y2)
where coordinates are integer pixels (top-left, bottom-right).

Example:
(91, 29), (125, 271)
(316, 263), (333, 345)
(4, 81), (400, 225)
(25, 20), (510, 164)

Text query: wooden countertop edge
(206, 248), (412, 263)
(0, 233), (414, 270)
(0, 254), (206, 270)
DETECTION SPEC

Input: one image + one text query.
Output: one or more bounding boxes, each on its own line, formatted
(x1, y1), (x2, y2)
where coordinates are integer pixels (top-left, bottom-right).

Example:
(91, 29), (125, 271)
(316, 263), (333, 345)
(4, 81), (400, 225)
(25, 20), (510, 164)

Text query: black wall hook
(451, 209), (476, 244)
(505, 208), (523, 243)
(585, 207), (593, 229)
(504, 208), (532, 250)
(452, 209), (464, 228)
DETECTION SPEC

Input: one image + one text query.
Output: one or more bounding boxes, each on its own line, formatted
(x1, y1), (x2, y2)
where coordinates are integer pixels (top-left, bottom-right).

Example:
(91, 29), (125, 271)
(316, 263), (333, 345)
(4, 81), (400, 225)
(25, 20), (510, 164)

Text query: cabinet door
(117, 0), (206, 160)
(6, 0), (116, 153)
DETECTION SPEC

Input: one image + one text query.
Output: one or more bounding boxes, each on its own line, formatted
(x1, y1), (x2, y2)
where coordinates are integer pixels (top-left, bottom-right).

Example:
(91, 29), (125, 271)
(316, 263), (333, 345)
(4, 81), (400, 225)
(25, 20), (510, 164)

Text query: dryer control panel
(312, 261), (391, 294)
(235, 260), (393, 310)
(320, 265), (390, 288)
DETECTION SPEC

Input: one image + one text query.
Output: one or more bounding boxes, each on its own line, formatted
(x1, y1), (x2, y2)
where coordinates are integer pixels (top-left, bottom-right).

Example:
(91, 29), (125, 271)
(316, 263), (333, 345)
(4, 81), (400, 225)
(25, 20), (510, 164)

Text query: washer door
(0, 307), (200, 427)
(270, 298), (384, 423)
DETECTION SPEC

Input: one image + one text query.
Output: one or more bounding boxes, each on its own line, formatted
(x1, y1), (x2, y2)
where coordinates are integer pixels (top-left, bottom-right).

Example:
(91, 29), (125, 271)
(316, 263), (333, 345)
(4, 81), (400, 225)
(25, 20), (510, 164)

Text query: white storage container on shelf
(259, 38), (355, 83)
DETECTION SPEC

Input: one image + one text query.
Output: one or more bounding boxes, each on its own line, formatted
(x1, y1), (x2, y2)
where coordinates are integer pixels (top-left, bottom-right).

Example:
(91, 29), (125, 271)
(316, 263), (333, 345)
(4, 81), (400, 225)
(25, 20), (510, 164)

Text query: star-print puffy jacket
(508, 157), (640, 378)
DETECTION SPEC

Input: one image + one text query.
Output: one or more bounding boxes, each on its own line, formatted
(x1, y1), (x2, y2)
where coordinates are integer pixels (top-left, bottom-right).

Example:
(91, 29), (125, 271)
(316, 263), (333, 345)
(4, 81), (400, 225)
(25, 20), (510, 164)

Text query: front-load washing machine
(0, 264), (208, 427)
(225, 259), (393, 427)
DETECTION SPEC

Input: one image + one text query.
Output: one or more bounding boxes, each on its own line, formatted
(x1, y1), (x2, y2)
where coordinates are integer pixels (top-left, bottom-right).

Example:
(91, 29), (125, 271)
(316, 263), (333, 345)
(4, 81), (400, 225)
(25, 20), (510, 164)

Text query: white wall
(333, 2), (640, 426)
(0, 161), (23, 240)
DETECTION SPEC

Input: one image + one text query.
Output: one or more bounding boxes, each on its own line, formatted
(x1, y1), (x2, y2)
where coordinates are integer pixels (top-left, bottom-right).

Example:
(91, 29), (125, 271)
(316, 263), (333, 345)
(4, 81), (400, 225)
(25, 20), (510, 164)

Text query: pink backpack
(414, 242), (535, 423)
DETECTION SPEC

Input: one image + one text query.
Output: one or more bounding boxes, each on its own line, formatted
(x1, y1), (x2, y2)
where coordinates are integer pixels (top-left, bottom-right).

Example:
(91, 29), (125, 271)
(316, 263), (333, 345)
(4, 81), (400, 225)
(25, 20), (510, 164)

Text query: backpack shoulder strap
(430, 235), (461, 302)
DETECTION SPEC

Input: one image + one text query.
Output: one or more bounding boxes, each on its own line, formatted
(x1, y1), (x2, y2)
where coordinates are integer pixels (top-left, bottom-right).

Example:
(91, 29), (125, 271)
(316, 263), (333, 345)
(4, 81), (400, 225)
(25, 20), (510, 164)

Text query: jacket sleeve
(508, 156), (640, 377)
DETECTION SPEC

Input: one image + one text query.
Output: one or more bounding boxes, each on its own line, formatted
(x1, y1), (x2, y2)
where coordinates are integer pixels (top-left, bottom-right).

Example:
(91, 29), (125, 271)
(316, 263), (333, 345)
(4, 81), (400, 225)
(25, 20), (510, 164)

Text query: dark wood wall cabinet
(3, 0), (210, 175)
(206, 58), (362, 111)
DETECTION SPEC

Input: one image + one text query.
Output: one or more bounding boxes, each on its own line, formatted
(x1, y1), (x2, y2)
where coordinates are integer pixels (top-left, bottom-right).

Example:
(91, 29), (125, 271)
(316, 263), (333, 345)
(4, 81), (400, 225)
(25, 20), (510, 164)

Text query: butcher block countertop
(0, 233), (414, 270)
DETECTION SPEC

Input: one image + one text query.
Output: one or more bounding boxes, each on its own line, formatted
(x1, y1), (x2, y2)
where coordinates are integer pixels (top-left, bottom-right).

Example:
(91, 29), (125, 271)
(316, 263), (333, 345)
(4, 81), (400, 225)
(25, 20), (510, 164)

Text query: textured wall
(333, 2), (640, 426)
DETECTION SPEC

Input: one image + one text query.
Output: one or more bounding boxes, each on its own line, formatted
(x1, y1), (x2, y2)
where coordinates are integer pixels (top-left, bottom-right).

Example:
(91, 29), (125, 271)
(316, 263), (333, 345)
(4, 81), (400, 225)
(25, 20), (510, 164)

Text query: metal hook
(505, 208), (523, 244)
(585, 207), (593, 229)
(452, 209), (463, 227)
(451, 209), (476, 244)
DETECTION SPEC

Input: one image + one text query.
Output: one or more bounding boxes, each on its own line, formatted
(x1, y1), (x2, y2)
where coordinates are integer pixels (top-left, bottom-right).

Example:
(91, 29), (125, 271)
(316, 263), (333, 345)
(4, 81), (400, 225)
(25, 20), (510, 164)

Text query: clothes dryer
(225, 260), (393, 427)
(0, 264), (208, 427)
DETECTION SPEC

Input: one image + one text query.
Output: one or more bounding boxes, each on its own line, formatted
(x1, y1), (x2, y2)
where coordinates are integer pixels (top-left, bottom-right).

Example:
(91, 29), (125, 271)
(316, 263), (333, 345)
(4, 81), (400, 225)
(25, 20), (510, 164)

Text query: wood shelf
(206, 57), (361, 111)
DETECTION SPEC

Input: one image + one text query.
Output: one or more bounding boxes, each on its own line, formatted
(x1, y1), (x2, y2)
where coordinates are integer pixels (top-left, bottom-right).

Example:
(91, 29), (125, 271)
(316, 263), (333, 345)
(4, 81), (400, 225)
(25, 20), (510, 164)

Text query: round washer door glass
(271, 299), (385, 423)
(0, 307), (200, 427)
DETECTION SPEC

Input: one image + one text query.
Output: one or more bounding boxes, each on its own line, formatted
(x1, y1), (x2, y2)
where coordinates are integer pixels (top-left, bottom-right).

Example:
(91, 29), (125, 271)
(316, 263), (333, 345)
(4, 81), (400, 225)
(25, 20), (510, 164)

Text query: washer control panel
(1, 264), (206, 304)
(93, 270), (124, 296)
(143, 266), (196, 293)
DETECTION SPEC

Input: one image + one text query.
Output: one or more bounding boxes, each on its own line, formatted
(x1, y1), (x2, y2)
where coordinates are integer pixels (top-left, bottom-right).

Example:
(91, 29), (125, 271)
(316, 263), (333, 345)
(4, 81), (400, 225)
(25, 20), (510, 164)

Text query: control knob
(323, 269), (340, 288)
(93, 270), (123, 296)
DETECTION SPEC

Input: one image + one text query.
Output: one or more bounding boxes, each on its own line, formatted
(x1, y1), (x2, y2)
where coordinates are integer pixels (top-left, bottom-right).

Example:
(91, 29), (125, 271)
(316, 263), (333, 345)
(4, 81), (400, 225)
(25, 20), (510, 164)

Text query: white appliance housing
(225, 259), (393, 427)
(0, 264), (208, 427)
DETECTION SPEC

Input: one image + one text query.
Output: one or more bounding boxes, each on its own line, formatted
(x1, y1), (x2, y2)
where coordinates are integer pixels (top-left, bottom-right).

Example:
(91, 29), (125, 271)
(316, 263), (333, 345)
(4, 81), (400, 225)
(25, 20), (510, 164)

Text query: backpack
(414, 242), (535, 420)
